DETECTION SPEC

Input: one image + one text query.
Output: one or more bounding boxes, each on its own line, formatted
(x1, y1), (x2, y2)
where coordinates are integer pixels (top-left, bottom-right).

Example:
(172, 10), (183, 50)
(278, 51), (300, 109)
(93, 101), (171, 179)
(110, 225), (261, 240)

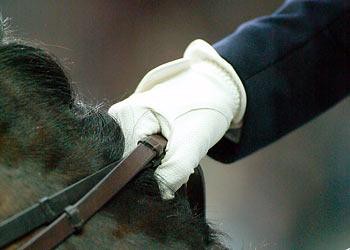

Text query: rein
(0, 134), (205, 249)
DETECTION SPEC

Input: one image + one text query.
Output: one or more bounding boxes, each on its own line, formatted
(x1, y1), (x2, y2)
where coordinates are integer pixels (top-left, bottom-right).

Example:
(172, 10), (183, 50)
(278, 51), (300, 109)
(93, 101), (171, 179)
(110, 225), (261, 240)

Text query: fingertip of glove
(158, 180), (175, 200)
(154, 171), (176, 200)
(160, 188), (175, 200)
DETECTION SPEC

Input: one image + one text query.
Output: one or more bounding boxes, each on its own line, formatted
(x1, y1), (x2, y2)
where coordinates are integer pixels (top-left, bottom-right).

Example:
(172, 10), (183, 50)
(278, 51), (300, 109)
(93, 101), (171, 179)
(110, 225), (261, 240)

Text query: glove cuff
(184, 39), (246, 128)
(134, 39), (247, 128)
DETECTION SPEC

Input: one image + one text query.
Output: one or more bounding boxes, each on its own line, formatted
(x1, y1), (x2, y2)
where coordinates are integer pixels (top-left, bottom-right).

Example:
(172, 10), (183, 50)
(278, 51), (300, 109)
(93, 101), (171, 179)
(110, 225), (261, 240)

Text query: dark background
(1, 1), (349, 249)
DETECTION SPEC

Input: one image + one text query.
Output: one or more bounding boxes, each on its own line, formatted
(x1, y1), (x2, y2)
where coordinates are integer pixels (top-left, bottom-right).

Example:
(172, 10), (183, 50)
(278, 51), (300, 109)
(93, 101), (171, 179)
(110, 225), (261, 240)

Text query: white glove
(108, 39), (246, 199)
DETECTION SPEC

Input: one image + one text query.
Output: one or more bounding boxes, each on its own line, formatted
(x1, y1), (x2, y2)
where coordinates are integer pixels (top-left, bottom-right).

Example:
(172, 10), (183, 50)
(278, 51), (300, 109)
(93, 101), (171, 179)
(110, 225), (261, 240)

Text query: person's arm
(208, 0), (350, 163)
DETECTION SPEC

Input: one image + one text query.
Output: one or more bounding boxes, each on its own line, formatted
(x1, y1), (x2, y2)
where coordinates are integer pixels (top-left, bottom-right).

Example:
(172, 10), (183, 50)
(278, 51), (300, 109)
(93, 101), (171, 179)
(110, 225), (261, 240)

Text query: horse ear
(74, 103), (125, 163)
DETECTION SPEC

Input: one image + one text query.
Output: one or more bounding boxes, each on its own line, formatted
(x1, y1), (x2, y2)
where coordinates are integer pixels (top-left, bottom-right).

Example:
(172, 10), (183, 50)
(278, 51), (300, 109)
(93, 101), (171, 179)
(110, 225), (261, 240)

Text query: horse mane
(0, 16), (224, 249)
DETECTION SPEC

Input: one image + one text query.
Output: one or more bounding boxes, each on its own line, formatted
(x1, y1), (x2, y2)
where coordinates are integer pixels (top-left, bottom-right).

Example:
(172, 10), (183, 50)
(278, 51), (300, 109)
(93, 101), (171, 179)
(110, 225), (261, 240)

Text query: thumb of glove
(108, 97), (161, 157)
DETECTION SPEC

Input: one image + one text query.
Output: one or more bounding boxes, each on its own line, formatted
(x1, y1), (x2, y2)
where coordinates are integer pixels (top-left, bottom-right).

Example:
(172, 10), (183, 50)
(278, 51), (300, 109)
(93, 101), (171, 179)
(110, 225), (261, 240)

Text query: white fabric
(108, 39), (246, 199)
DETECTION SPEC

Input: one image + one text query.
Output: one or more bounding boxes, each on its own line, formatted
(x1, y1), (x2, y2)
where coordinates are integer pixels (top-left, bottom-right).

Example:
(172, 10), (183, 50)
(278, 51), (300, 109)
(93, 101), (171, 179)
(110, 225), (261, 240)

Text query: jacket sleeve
(208, 0), (350, 163)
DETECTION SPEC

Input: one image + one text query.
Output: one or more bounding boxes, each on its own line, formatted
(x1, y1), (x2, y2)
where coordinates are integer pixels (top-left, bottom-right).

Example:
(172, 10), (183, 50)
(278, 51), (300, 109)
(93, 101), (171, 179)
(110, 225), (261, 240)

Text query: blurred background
(1, 1), (349, 249)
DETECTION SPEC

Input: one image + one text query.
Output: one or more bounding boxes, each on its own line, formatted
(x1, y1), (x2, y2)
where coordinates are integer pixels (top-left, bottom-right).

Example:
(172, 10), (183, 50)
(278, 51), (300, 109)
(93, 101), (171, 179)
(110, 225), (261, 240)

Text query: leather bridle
(0, 135), (205, 249)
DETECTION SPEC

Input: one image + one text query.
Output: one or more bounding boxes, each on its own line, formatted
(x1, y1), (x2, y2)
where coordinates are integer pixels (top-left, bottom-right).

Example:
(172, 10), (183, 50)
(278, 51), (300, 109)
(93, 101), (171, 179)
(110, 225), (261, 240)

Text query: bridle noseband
(0, 135), (205, 249)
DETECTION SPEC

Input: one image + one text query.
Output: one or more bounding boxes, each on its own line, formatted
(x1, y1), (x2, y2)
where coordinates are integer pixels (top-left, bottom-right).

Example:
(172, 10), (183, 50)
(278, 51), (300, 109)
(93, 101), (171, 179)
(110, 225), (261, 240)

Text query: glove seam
(172, 107), (231, 129)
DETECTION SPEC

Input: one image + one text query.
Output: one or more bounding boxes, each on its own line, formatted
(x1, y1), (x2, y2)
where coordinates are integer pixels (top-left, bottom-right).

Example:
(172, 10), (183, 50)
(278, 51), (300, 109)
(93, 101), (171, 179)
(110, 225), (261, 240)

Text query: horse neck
(0, 165), (194, 249)
(0, 131), (105, 220)
(0, 161), (67, 220)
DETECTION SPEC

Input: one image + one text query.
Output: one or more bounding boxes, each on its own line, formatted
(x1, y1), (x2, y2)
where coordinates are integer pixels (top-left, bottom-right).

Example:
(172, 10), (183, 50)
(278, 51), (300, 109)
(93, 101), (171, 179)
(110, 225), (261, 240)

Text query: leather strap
(0, 159), (119, 248)
(19, 135), (167, 250)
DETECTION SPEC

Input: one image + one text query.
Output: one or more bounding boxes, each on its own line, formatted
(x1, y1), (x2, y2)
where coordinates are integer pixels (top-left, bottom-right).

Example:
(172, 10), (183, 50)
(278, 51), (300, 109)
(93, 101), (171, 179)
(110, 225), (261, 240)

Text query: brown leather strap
(19, 135), (167, 250)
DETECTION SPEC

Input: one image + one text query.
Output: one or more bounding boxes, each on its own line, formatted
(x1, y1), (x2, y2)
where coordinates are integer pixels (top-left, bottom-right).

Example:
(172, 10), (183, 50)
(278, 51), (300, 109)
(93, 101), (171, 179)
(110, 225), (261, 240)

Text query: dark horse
(0, 18), (224, 249)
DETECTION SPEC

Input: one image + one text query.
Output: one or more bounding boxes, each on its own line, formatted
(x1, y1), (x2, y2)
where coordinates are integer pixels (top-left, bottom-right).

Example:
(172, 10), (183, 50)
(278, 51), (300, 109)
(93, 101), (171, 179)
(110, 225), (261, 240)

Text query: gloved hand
(108, 39), (246, 199)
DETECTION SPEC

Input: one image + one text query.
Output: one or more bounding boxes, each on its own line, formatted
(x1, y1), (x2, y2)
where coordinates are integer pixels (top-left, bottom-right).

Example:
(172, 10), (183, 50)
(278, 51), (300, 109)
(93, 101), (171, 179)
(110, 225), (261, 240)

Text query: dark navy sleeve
(208, 0), (350, 163)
